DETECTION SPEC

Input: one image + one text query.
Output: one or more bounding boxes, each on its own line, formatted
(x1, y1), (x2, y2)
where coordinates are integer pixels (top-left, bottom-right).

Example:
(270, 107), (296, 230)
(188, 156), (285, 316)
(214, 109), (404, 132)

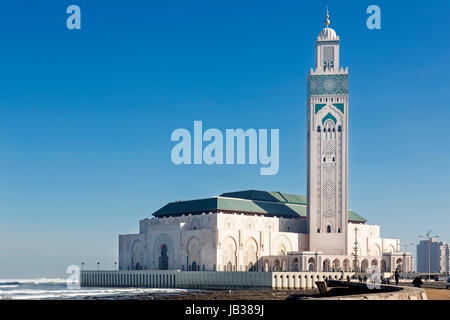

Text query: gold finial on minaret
(325, 6), (330, 27)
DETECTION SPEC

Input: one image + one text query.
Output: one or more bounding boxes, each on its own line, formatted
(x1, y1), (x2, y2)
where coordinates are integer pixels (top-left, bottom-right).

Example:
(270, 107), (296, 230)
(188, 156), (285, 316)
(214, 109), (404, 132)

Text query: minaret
(307, 9), (349, 255)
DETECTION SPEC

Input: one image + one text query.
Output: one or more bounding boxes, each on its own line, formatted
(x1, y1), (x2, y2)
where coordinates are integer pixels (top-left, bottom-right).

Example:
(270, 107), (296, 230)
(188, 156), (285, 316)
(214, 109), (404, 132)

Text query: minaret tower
(307, 8), (349, 255)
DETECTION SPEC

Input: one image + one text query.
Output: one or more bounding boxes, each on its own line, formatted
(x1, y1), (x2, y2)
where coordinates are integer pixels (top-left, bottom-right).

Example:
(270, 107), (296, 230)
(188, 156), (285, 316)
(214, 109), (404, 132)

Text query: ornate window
(323, 46), (335, 71)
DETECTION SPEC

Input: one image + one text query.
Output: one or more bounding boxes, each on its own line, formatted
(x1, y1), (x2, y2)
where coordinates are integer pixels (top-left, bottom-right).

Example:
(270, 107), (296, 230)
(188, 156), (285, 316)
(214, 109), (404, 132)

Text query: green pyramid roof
(152, 190), (367, 223)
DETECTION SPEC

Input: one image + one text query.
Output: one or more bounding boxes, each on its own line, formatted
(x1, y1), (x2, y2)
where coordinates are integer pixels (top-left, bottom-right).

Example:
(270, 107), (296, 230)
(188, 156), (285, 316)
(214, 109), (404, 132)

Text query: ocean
(0, 278), (188, 300)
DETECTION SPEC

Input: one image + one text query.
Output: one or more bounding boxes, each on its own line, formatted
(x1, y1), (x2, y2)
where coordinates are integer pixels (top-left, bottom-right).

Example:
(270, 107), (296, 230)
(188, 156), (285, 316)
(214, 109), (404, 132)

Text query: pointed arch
(322, 112), (337, 125)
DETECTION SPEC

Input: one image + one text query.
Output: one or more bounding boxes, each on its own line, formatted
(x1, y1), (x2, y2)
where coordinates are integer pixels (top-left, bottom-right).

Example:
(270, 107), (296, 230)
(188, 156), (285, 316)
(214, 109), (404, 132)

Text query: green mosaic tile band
(322, 112), (337, 125)
(308, 74), (348, 96)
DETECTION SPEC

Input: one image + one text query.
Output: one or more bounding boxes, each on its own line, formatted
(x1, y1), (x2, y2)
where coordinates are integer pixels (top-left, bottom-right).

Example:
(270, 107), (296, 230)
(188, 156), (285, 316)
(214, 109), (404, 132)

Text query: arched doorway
(380, 260), (387, 273)
(396, 258), (403, 272)
(281, 259), (287, 271)
(192, 261), (197, 271)
(135, 262), (141, 270)
(361, 259), (369, 272)
(332, 259), (340, 272)
(307, 258), (315, 272)
(323, 259), (331, 272)
(274, 260), (281, 271)
(352, 259), (359, 272)
(223, 237), (237, 272)
(264, 260), (269, 272)
(159, 244), (169, 270)
(343, 259), (350, 272)
(293, 258), (299, 271)
(244, 238), (258, 271)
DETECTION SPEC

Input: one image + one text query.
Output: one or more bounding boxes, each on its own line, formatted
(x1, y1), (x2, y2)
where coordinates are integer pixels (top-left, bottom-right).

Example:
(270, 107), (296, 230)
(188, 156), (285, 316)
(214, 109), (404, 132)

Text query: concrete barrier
(309, 286), (428, 300)
(80, 270), (355, 290)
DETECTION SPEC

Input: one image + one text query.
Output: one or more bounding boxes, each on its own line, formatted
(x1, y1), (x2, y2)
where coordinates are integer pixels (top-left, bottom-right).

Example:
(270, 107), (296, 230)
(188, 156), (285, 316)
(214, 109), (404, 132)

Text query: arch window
(323, 119), (336, 140)
(327, 225), (331, 233)
(159, 244), (169, 270)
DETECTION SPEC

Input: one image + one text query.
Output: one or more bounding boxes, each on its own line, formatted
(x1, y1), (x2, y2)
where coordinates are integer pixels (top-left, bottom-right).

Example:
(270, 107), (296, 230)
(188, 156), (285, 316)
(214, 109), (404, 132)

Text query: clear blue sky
(0, 0), (449, 277)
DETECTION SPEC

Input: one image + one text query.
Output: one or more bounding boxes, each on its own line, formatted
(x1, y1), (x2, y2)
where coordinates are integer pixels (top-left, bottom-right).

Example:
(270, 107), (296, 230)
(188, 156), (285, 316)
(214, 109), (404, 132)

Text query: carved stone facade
(307, 16), (349, 256)
(118, 12), (413, 274)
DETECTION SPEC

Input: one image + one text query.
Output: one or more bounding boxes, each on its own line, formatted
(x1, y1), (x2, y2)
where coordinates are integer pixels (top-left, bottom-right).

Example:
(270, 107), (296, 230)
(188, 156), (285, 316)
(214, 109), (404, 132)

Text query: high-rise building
(416, 239), (449, 273)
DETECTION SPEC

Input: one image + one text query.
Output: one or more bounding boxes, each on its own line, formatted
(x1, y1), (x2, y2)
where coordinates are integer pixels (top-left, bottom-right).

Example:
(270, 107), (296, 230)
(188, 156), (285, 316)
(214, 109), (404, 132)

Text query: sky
(0, 0), (449, 277)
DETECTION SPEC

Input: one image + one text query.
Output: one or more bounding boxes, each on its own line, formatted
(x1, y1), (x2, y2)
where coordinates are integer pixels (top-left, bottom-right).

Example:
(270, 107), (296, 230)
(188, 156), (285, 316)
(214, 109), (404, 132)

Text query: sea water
(0, 278), (188, 300)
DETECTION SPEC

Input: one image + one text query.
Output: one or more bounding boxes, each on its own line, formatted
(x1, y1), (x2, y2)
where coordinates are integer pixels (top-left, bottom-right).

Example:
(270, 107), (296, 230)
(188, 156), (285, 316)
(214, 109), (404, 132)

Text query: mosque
(118, 10), (413, 275)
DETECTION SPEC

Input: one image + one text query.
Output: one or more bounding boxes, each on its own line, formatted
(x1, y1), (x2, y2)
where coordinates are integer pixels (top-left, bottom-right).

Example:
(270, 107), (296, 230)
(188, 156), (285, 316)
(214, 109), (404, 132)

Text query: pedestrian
(394, 270), (399, 286)
(412, 277), (423, 288)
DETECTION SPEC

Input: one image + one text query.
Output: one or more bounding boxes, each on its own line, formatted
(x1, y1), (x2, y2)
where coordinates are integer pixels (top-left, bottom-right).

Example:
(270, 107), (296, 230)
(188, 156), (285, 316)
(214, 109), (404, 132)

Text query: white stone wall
(119, 212), (309, 272)
(119, 213), (409, 273)
(347, 223), (399, 257)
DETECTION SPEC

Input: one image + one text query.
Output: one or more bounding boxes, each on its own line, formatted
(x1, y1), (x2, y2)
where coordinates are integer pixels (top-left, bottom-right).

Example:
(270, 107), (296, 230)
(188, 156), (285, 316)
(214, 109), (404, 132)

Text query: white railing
(80, 270), (355, 290)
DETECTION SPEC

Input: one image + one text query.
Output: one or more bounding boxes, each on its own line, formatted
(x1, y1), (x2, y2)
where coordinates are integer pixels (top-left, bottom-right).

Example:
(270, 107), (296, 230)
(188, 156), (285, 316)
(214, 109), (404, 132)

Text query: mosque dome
(318, 27), (337, 40)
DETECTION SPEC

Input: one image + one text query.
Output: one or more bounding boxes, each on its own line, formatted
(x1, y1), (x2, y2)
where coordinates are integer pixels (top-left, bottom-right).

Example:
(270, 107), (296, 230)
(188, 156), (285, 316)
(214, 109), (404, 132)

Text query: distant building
(416, 239), (449, 273)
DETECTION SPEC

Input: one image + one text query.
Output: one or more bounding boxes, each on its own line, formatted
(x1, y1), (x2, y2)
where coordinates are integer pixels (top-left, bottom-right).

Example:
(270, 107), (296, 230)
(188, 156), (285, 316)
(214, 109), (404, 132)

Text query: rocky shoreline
(84, 289), (319, 300)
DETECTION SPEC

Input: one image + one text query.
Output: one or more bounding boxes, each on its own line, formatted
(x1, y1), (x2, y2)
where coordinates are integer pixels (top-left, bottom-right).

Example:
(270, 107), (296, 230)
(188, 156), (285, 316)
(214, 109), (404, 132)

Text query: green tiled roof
(220, 190), (307, 205)
(152, 190), (366, 222)
(348, 209), (367, 223)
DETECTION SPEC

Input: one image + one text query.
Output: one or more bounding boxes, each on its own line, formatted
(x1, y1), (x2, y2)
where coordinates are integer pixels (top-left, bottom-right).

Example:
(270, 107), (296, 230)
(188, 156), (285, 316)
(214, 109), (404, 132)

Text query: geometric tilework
(315, 104), (327, 114)
(322, 112), (337, 125)
(332, 103), (344, 114)
(308, 74), (348, 96)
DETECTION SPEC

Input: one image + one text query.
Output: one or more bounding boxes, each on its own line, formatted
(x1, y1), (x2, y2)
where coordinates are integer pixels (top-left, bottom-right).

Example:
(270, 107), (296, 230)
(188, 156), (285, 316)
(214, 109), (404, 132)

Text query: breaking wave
(0, 278), (187, 300)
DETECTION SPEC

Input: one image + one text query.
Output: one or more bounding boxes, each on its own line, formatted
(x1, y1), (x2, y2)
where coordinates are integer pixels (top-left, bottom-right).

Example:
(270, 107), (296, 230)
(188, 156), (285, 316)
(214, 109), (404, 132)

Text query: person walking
(394, 270), (400, 286)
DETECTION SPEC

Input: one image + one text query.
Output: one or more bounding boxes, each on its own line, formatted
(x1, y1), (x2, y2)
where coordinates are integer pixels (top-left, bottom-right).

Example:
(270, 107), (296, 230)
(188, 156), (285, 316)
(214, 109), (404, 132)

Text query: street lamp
(114, 261), (117, 271)
(97, 262), (100, 271)
(81, 262), (85, 270)
(351, 227), (359, 273)
(419, 231), (439, 281)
